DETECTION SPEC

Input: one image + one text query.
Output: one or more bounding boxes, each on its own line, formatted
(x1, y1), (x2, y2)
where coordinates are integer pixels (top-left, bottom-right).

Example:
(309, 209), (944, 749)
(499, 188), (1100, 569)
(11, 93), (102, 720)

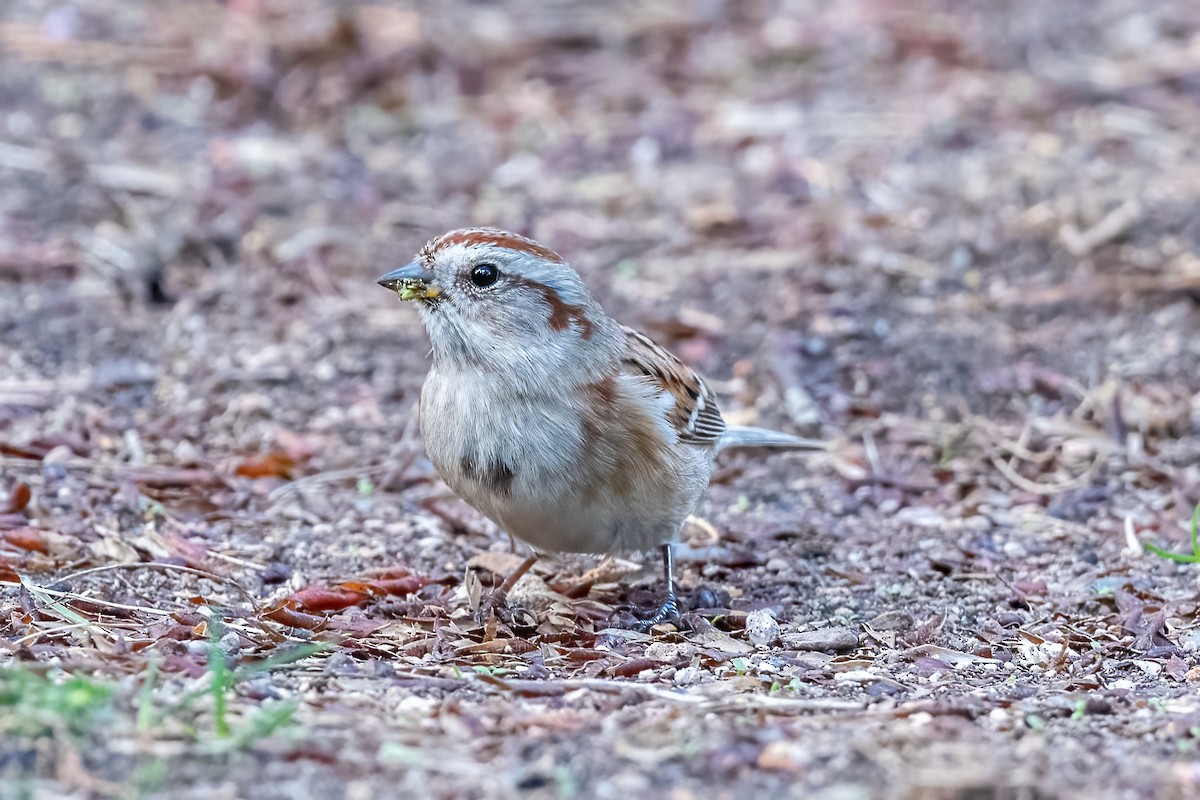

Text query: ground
(2, 1), (1200, 798)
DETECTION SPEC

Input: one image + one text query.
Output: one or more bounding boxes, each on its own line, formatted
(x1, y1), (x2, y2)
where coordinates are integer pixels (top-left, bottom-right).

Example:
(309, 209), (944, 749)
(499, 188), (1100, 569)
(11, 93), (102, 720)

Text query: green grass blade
(137, 653), (160, 733)
(207, 617), (232, 739)
(1143, 501), (1200, 564)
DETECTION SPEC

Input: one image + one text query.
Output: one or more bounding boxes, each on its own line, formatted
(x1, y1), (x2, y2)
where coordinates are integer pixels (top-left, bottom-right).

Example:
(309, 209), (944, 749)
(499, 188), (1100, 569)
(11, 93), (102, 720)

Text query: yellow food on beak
(396, 280), (442, 302)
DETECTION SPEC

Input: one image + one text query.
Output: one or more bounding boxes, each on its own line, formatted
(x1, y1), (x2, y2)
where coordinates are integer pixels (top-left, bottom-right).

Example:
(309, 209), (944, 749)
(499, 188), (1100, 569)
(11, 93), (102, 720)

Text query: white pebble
(745, 609), (780, 646)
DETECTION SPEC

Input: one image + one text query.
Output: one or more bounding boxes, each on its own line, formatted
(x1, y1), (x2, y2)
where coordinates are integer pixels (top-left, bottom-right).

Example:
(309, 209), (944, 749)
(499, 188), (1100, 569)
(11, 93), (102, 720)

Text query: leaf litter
(2, 0), (1200, 797)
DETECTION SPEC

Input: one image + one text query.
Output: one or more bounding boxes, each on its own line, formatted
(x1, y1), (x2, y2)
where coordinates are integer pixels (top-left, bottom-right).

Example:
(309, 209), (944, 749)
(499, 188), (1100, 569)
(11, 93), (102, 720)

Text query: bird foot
(474, 592), (536, 631)
(471, 554), (539, 629)
(474, 592), (509, 627)
(610, 585), (732, 632)
(630, 596), (682, 632)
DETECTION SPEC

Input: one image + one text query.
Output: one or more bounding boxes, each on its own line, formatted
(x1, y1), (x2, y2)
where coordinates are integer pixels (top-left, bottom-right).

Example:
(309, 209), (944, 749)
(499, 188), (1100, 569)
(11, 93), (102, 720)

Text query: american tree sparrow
(379, 228), (824, 628)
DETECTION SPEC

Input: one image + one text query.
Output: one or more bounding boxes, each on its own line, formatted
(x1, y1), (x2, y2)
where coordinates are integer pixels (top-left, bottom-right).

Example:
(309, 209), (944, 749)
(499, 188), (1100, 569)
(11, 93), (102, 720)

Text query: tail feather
(716, 425), (827, 454)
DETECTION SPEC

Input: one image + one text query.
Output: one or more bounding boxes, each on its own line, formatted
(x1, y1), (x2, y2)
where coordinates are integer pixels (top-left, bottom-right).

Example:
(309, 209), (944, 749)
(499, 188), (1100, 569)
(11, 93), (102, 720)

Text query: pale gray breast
(419, 364), (718, 554)
(420, 367), (588, 518)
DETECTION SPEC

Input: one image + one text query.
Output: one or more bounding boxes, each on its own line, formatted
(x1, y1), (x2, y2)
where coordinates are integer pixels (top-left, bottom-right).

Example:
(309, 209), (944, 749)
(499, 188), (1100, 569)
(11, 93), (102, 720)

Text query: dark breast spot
(460, 454), (516, 497)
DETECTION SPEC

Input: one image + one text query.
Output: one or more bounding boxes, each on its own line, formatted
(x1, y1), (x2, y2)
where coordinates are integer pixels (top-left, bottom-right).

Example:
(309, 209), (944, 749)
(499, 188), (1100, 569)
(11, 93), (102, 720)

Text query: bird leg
(634, 543), (682, 630)
(475, 554), (538, 624)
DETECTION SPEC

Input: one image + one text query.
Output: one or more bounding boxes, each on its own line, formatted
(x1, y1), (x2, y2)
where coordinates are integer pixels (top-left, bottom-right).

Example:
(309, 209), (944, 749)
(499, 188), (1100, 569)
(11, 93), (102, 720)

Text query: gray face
(377, 230), (622, 379)
(417, 239), (604, 371)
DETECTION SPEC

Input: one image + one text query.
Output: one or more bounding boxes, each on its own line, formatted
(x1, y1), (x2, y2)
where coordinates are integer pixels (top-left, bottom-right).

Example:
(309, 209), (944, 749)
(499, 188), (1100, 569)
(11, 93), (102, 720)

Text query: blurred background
(3, 1), (1200, 797)
(2, 0), (1199, 457)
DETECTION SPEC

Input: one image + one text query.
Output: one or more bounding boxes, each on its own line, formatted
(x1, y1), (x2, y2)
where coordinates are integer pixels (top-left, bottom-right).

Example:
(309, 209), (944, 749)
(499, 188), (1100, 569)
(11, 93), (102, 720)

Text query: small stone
(783, 627), (859, 652)
(1002, 541), (1027, 558)
(323, 651), (360, 676)
(894, 506), (946, 527)
(644, 642), (683, 662)
(217, 631), (242, 656)
(784, 385), (820, 428)
(1133, 660), (1162, 677)
(42, 445), (76, 464)
(867, 611), (912, 632)
(757, 740), (808, 771)
(804, 336), (829, 357)
(746, 609), (780, 647)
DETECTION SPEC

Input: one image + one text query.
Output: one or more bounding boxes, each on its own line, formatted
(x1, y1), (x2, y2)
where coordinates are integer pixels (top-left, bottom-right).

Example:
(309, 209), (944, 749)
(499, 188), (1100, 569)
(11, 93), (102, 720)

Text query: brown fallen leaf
(289, 585), (371, 612)
(2, 526), (49, 553)
(262, 600), (329, 630)
(325, 616), (391, 636)
(126, 467), (225, 489)
(234, 452), (297, 480)
(366, 575), (435, 597)
(3, 482), (31, 514)
(457, 638), (539, 655)
(607, 657), (662, 678)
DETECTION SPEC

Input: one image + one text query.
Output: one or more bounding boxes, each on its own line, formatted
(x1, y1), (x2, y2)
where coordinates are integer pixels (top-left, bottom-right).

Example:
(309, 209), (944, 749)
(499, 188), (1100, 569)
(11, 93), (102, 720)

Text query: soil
(2, 1), (1200, 798)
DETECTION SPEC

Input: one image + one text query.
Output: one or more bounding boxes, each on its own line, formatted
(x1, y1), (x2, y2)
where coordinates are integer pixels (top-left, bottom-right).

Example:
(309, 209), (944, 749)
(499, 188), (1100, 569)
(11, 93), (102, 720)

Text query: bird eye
(469, 263), (500, 288)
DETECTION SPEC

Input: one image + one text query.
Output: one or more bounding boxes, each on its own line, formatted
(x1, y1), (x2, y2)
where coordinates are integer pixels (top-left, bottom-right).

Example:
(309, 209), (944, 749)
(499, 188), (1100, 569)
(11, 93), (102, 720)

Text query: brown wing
(619, 325), (726, 445)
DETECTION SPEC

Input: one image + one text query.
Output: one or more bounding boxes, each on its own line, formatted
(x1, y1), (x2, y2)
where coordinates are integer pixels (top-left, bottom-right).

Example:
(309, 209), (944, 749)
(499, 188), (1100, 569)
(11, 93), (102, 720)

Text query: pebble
(867, 610), (913, 631)
(745, 609), (780, 646)
(323, 651), (361, 676)
(217, 631), (242, 656)
(645, 642), (684, 662)
(783, 627), (859, 652)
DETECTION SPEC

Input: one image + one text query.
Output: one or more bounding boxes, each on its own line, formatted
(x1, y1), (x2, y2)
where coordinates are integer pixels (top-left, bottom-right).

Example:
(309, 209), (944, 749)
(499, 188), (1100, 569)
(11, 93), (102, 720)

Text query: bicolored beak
(377, 260), (441, 301)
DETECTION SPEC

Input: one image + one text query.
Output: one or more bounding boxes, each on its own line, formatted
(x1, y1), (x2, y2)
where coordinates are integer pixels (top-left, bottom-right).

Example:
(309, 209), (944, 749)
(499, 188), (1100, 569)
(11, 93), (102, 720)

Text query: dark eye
(470, 263), (500, 288)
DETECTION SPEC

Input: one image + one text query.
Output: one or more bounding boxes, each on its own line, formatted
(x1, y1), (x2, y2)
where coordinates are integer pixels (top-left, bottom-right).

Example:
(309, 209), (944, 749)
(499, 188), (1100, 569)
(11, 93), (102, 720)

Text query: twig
(0, 139), (184, 196)
(266, 455), (417, 504)
(989, 454), (1098, 496)
(0, 22), (188, 69)
(10, 620), (148, 647)
(0, 581), (175, 617)
(471, 674), (864, 714)
(19, 577), (113, 642)
(52, 561), (262, 611)
(1058, 200), (1141, 257)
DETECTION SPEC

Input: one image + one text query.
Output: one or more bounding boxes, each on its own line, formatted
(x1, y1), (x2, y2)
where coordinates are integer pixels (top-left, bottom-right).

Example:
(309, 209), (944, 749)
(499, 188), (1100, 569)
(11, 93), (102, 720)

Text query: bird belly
(489, 480), (683, 554)
(432, 440), (707, 554)
(494, 439), (715, 554)
(420, 367), (715, 555)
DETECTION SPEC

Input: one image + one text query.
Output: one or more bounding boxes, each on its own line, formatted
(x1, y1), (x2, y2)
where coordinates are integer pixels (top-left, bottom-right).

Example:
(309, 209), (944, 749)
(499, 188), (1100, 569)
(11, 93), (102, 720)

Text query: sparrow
(378, 228), (824, 627)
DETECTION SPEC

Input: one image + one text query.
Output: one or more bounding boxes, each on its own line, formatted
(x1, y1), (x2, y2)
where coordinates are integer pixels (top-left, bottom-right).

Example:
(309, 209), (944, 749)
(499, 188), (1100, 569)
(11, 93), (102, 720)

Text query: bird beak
(377, 260), (441, 301)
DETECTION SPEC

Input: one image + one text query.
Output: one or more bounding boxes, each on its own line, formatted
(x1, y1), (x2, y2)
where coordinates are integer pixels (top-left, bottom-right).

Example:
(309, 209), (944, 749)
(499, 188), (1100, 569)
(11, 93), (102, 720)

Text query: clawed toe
(474, 594), (536, 630)
(474, 594), (507, 626)
(631, 597), (682, 632)
(471, 554), (539, 628)
(606, 595), (683, 632)
(610, 583), (732, 632)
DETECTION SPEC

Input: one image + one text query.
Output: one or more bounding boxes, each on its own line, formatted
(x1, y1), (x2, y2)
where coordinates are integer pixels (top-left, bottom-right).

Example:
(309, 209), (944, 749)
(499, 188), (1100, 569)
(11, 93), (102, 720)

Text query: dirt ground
(2, 1), (1200, 798)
